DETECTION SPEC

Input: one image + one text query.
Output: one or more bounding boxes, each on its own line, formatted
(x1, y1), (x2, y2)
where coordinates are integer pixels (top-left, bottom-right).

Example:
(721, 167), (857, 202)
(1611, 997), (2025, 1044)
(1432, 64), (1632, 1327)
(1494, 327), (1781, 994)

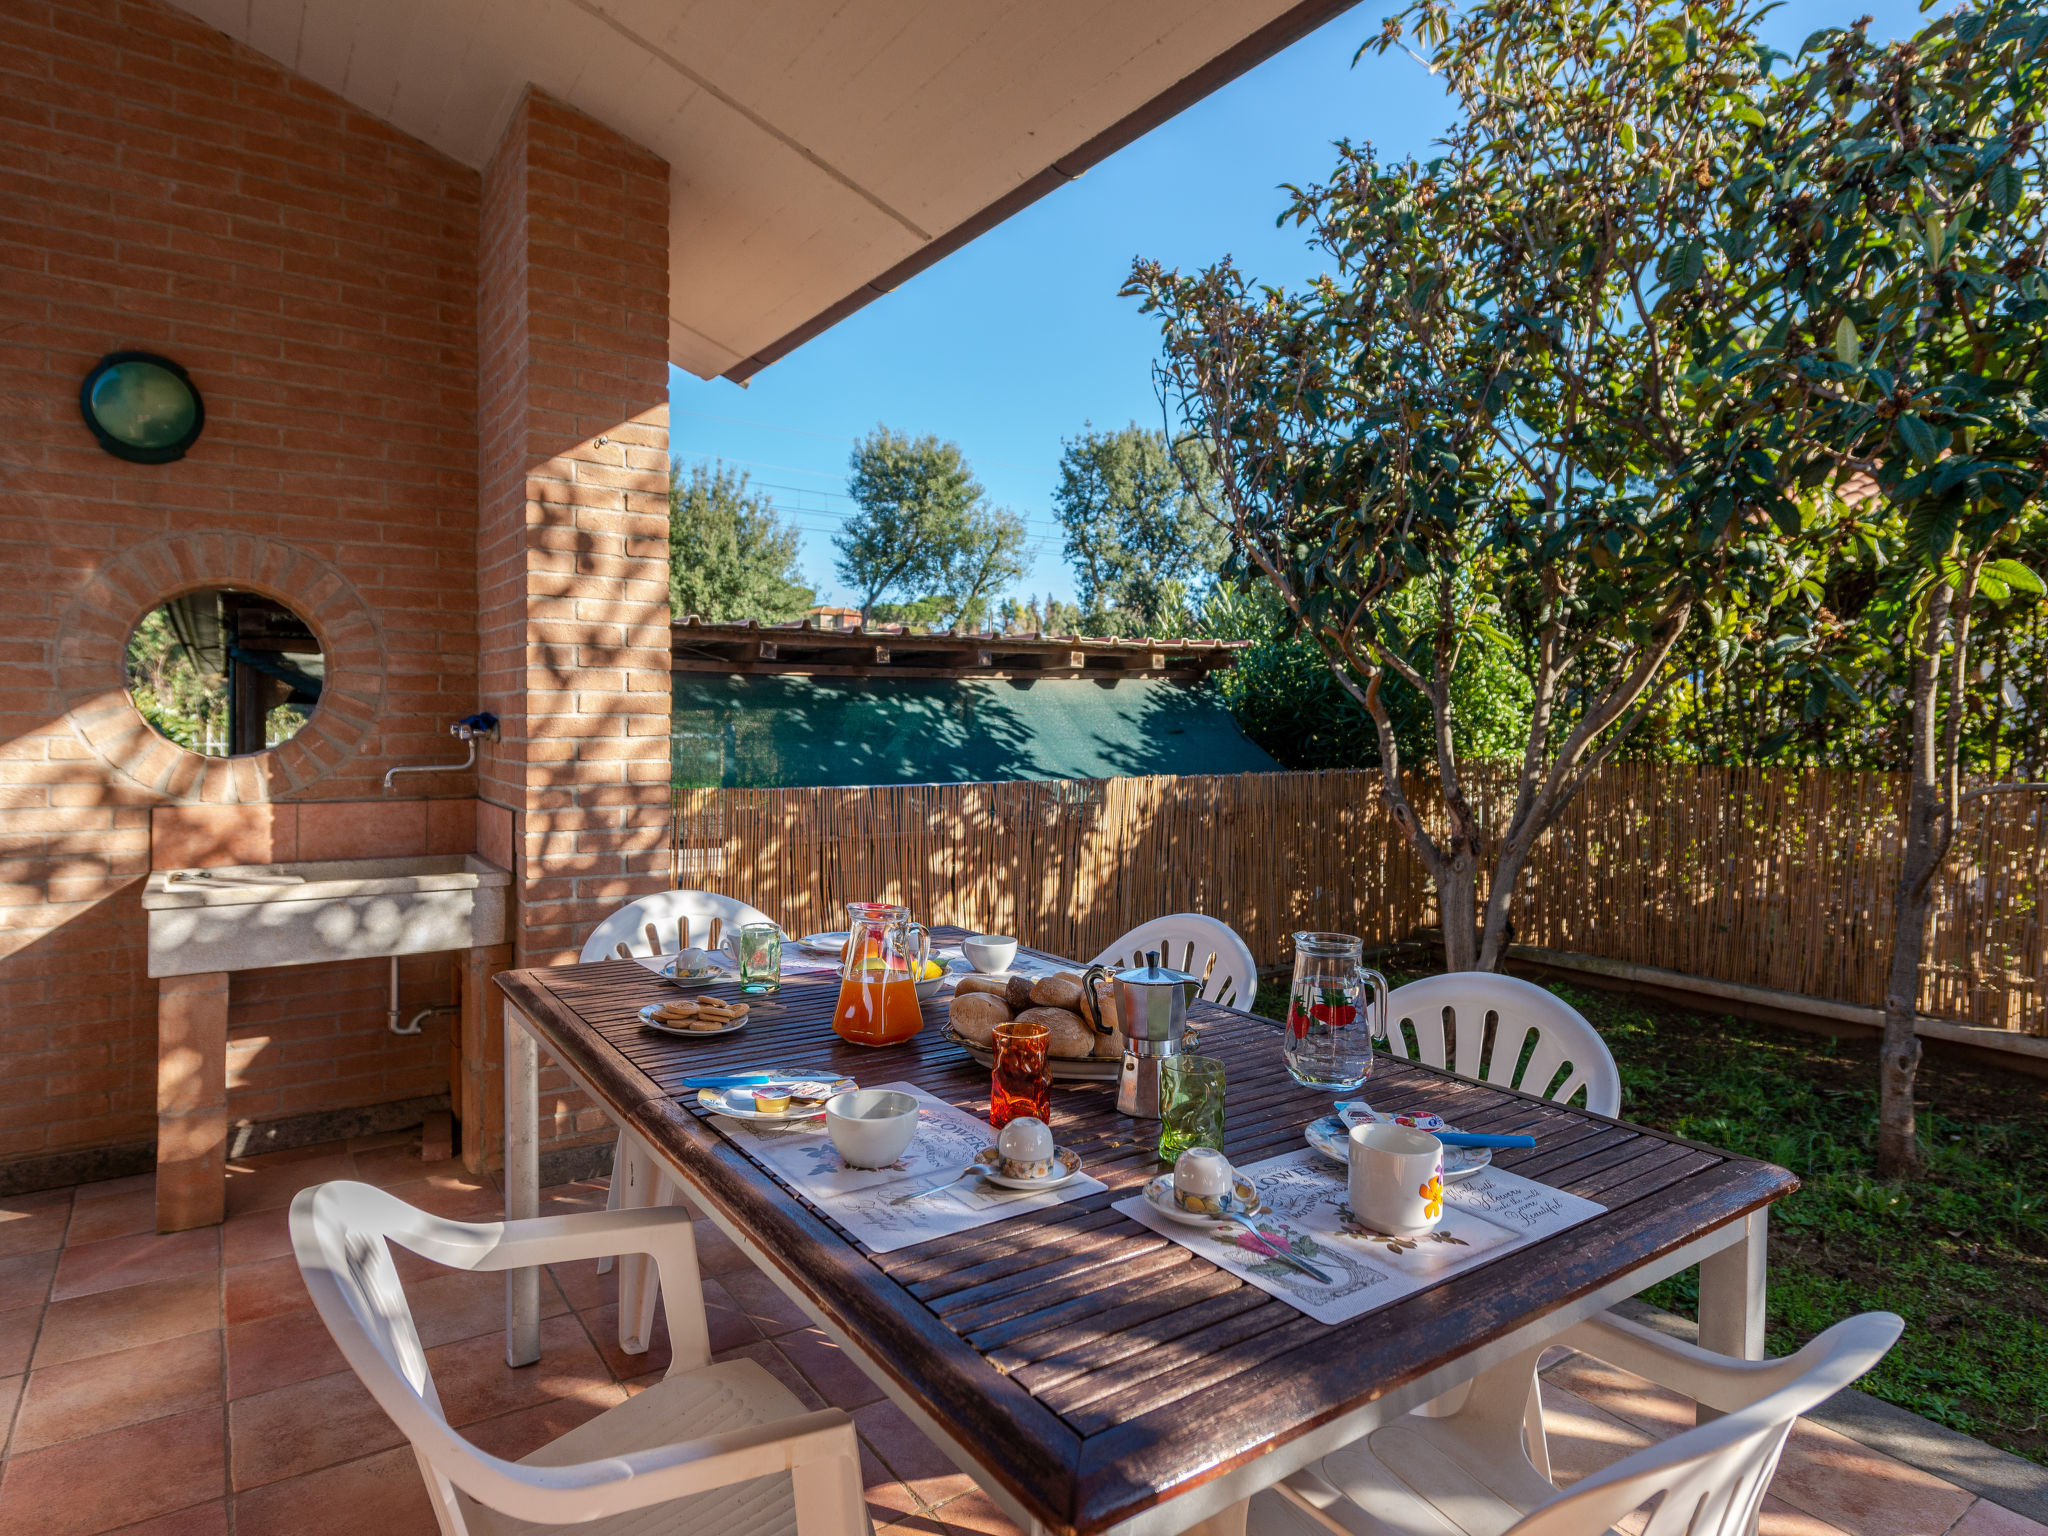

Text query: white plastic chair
(1382, 972), (1621, 1116)
(1252, 1307), (1902, 1536)
(580, 889), (786, 965)
(577, 891), (786, 1314)
(289, 1181), (868, 1536)
(1091, 913), (1257, 1010)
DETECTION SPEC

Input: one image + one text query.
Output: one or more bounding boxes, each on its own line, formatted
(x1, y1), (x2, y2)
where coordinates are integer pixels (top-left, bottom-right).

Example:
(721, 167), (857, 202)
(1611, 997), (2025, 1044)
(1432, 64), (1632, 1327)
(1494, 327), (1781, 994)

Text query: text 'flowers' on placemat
(709, 1081), (1106, 1254)
(1113, 1148), (1606, 1326)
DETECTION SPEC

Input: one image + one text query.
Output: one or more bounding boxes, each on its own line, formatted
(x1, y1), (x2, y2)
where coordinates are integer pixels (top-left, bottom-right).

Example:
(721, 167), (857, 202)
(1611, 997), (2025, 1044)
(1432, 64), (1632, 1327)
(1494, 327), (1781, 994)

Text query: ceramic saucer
(638, 1003), (747, 1038)
(1142, 1171), (1262, 1225)
(971, 1145), (1084, 1191)
(696, 1080), (852, 1120)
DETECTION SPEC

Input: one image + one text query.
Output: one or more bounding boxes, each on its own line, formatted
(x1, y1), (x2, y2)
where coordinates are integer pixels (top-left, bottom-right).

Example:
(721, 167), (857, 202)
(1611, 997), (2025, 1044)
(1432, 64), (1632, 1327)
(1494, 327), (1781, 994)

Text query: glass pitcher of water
(1282, 931), (1388, 1091)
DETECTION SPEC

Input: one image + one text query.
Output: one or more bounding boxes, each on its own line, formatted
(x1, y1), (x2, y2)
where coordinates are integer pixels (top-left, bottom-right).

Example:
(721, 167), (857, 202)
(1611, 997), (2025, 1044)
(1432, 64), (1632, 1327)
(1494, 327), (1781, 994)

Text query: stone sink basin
(141, 854), (510, 978)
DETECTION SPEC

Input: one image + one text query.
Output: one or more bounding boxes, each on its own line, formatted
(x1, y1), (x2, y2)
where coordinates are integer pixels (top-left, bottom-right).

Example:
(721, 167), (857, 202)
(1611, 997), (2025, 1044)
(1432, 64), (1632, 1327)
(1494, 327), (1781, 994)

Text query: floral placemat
(710, 1081), (1107, 1253)
(1112, 1147), (1605, 1325)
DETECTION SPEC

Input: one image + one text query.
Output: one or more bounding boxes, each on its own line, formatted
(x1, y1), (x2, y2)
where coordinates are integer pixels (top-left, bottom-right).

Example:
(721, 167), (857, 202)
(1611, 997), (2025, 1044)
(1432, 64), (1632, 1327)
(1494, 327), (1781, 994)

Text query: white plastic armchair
(290, 1181), (868, 1536)
(1382, 972), (1622, 1116)
(1091, 914), (1258, 1010)
(1254, 1307), (1902, 1536)
(579, 888), (786, 964)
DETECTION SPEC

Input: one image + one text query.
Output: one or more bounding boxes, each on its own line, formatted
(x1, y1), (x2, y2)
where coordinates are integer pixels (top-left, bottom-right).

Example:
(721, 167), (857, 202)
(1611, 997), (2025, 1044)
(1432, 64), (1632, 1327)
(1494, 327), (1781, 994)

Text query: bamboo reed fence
(672, 764), (2048, 1036)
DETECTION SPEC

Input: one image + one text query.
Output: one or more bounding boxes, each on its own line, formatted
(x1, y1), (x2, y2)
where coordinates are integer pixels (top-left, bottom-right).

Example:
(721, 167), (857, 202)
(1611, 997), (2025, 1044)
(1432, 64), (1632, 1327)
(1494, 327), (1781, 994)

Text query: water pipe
(387, 954), (460, 1037)
(382, 713), (498, 793)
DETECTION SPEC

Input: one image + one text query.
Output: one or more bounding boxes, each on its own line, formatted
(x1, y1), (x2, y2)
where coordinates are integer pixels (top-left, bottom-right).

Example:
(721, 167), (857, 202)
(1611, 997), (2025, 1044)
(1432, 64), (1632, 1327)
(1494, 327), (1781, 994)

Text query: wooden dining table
(495, 930), (1795, 1536)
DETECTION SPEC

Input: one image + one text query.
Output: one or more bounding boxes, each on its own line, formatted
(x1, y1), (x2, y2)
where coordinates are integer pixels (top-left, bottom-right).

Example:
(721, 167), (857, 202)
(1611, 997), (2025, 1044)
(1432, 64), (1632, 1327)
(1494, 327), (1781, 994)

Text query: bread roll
(1015, 1005), (1096, 1059)
(1004, 974), (1037, 1010)
(954, 974), (1010, 999)
(948, 991), (1011, 1046)
(1030, 973), (1087, 1010)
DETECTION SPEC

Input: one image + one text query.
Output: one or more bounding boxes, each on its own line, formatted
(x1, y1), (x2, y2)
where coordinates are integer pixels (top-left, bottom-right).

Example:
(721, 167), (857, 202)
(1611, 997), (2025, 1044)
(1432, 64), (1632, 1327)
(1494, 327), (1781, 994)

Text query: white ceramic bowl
(825, 1089), (920, 1169)
(962, 934), (1018, 974)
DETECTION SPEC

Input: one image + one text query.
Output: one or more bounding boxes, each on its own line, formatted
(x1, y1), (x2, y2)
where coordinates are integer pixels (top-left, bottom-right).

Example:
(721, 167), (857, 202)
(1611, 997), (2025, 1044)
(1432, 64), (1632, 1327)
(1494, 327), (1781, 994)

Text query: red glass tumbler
(990, 1020), (1051, 1130)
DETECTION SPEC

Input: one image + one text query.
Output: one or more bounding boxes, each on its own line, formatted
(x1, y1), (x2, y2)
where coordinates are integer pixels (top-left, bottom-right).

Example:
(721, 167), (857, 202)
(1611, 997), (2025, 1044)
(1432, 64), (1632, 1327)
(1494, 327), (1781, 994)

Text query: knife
(675, 1071), (781, 1088)
(1436, 1131), (1536, 1149)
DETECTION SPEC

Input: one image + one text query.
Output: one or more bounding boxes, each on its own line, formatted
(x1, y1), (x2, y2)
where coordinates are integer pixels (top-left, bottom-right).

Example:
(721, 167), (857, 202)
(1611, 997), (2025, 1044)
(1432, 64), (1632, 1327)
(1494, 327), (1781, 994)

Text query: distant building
(806, 605), (863, 631)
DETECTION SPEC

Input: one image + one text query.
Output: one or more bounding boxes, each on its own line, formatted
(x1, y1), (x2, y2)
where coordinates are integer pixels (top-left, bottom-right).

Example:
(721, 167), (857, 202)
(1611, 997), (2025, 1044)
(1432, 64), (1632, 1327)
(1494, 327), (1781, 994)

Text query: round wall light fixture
(79, 351), (204, 464)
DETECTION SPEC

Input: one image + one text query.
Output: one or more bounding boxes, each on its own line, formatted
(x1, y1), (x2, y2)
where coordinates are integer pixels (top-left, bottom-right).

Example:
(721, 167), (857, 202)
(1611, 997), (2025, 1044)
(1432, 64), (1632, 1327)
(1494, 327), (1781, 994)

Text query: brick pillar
(157, 972), (228, 1232)
(476, 90), (671, 1166)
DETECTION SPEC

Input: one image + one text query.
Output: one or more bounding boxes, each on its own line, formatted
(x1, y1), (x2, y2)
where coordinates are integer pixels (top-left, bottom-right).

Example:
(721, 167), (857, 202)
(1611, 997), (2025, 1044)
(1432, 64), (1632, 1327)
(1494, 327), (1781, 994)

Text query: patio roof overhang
(167, 0), (1360, 383)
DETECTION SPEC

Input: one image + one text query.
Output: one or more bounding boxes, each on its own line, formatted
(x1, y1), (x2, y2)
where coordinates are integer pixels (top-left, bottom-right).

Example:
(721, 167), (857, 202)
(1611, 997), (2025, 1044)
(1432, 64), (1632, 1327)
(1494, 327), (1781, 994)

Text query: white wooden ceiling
(170, 0), (1352, 380)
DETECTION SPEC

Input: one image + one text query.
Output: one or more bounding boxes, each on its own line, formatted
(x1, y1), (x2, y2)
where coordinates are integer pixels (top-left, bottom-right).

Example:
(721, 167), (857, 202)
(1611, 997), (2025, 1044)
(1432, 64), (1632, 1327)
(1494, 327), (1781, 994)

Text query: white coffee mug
(1347, 1122), (1445, 1235)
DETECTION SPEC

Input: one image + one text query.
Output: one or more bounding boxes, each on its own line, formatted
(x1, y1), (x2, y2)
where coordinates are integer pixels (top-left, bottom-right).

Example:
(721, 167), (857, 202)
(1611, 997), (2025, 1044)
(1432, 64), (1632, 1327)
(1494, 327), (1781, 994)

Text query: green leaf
(1833, 315), (1860, 366)
(1985, 161), (2022, 213)
(1896, 413), (1941, 464)
(1984, 558), (2046, 596)
(1618, 121), (1637, 154)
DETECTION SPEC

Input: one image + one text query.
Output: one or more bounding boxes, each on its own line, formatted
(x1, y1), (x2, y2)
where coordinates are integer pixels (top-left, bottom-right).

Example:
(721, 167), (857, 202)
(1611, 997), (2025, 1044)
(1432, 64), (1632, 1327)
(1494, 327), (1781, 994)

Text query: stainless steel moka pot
(1082, 950), (1196, 1118)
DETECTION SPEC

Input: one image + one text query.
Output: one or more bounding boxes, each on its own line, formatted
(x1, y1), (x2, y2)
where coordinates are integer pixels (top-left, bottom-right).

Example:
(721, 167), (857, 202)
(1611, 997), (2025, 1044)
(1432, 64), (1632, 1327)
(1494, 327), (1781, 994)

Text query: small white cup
(962, 934), (1018, 974)
(1347, 1122), (1445, 1235)
(825, 1089), (919, 1169)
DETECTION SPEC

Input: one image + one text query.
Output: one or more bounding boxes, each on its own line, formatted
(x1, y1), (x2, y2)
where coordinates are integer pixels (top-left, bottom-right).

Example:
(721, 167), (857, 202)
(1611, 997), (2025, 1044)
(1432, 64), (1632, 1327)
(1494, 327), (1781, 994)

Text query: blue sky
(669, 0), (1930, 611)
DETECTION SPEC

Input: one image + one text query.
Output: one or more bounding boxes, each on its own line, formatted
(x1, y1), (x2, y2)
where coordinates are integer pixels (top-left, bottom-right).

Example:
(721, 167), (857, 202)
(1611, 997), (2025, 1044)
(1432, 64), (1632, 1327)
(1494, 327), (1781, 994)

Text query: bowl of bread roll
(944, 970), (1125, 1080)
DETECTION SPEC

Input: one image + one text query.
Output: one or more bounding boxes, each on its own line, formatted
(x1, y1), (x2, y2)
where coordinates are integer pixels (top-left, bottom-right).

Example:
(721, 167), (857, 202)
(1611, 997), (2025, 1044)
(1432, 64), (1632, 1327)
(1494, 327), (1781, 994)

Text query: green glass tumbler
(1157, 1054), (1226, 1163)
(735, 923), (783, 995)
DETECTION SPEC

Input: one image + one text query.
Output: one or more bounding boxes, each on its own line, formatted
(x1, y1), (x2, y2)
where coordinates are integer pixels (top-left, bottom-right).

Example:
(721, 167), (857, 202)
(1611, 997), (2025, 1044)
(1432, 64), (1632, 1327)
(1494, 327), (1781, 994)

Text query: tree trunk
(1437, 855), (1481, 973)
(1879, 787), (1937, 1177)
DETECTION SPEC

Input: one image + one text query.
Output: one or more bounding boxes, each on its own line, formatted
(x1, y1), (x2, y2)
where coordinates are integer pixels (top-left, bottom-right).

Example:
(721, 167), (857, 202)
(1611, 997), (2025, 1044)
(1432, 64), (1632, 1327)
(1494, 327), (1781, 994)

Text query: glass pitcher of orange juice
(832, 902), (931, 1046)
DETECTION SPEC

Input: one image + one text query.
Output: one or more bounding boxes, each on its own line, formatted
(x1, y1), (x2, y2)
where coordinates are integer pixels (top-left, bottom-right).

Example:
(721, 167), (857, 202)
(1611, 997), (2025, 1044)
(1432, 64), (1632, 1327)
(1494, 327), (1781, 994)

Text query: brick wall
(0, 1), (674, 1191)
(0, 0), (487, 1175)
(473, 88), (671, 1157)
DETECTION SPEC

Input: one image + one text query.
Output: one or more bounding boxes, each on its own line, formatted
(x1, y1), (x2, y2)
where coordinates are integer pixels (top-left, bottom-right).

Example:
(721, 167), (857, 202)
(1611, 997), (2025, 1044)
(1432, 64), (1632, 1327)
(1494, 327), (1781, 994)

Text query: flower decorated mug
(1347, 1122), (1445, 1235)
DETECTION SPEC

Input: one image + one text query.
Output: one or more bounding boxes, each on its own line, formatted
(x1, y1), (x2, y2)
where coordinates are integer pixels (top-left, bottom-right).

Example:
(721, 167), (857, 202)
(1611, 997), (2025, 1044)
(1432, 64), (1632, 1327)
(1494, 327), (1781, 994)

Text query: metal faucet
(382, 713), (499, 793)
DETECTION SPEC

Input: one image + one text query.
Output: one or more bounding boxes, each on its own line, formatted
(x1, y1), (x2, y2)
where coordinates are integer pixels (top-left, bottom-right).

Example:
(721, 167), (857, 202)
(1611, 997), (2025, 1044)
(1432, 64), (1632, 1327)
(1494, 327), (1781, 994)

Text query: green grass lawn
(1249, 974), (2048, 1463)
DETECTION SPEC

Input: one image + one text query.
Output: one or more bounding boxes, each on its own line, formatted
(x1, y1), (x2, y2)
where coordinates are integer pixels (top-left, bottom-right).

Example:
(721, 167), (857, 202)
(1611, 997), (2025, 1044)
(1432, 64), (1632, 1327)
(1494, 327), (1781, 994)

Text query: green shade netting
(672, 673), (1280, 787)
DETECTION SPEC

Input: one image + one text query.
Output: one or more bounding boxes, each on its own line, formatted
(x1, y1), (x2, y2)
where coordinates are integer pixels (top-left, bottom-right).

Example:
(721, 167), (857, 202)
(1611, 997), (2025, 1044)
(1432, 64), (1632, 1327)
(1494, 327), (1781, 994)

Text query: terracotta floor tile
(580, 1300), (674, 1379)
(227, 1368), (405, 1490)
(72, 1174), (151, 1204)
(458, 1396), (612, 1461)
(1949, 1502), (2048, 1536)
(222, 1155), (355, 1218)
(0, 1191), (73, 1219)
(0, 1307), (37, 1377)
(424, 1312), (624, 1428)
(0, 1405), (224, 1536)
(231, 1445), (439, 1536)
(537, 1181), (611, 1218)
(50, 1229), (219, 1303)
(349, 1143), (475, 1190)
(861, 1435), (926, 1529)
(62, 1189), (156, 1248)
(224, 1308), (346, 1400)
(719, 1265), (813, 1337)
(1768, 1416), (1976, 1536)
(234, 1141), (351, 1169)
(775, 1326), (886, 1409)
(347, 1130), (417, 1153)
(33, 1274), (220, 1369)
(1543, 1352), (1695, 1441)
(12, 1331), (223, 1454)
(222, 1255), (309, 1326)
(219, 1209), (291, 1269)
(403, 1264), (567, 1351)
(856, 1398), (969, 1506)
(1538, 1380), (1658, 1488)
(0, 1375), (20, 1447)
(712, 1339), (826, 1410)
(548, 1259), (616, 1312)
(104, 1501), (228, 1535)
(371, 1176), (503, 1221)
(1762, 1493), (1860, 1536)
(692, 1219), (753, 1275)
(932, 1486), (1026, 1536)
(0, 1213), (70, 1262)
(0, 1252), (57, 1313)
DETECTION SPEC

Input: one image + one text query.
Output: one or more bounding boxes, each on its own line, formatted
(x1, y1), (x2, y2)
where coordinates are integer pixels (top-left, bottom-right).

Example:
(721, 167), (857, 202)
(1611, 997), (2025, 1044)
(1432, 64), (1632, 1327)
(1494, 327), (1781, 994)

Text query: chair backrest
(1091, 914), (1258, 1010)
(289, 1181), (507, 1534)
(1508, 1312), (1902, 1536)
(580, 889), (786, 963)
(1383, 972), (1621, 1115)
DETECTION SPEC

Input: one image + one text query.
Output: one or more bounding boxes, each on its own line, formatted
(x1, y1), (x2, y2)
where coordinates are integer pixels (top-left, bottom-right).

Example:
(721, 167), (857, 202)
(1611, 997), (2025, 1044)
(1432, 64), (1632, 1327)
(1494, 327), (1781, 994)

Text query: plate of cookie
(639, 998), (749, 1038)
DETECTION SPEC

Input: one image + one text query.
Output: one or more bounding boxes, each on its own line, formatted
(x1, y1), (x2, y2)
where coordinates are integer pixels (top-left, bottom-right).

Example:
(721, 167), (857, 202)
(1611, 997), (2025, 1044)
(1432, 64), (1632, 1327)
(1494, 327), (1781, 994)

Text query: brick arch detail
(56, 532), (388, 804)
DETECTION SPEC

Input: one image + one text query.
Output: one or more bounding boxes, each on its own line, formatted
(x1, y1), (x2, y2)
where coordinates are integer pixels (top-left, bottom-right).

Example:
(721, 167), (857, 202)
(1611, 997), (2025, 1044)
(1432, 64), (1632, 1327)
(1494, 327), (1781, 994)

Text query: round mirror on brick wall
(124, 589), (325, 757)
